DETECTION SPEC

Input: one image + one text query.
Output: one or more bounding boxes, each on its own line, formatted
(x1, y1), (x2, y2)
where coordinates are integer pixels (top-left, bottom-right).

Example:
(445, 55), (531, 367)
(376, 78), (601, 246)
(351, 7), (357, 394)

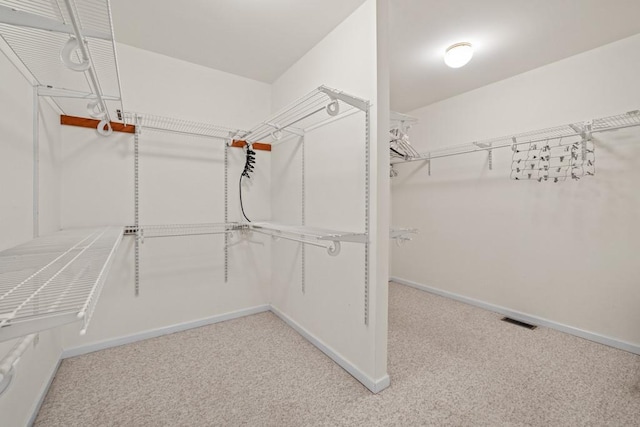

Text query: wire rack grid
(391, 110), (640, 165)
(123, 112), (245, 140)
(239, 85), (369, 144)
(132, 223), (236, 239)
(591, 110), (640, 133)
(0, 0), (123, 119)
(0, 226), (123, 342)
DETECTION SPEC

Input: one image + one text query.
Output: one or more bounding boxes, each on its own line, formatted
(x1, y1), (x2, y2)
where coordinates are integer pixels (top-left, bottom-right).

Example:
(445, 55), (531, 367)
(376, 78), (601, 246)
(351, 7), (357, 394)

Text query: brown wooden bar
(60, 115), (136, 133)
(231, 140), (272, 152)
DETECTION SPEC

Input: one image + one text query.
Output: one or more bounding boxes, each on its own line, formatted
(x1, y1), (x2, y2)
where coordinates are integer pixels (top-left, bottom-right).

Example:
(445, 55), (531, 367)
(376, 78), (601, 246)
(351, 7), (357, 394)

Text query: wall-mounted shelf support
(390, 227), (419, 246)
(390, 111), (418, 134)
(319, 86), (369, 112)
(473, 141), (493, 170)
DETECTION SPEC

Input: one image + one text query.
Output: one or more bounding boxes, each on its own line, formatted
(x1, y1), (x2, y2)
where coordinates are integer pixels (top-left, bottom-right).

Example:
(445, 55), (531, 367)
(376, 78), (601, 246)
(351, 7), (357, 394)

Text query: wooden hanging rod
(60, 115), (135, 133)
(231, 140), (271, 152)
(59, 116), (272, 151)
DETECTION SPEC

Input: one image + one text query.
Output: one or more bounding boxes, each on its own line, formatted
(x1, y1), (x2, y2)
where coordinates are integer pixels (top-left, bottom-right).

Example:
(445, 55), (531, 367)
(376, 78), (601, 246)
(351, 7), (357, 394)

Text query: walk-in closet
(1, 1), (639, 425)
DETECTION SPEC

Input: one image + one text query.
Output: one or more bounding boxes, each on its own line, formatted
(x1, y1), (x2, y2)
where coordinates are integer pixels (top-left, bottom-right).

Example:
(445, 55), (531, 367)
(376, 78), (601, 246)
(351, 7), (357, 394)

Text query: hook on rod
(60, 37), (90, 72)
(326, 100), (340, 116)
(327, 241), (341, 256)
(97, 119), (113, 136)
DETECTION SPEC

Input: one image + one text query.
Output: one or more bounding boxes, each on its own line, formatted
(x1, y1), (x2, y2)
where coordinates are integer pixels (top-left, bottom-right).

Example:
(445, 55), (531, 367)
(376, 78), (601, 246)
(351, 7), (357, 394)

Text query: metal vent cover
(501, 317), (537, 330)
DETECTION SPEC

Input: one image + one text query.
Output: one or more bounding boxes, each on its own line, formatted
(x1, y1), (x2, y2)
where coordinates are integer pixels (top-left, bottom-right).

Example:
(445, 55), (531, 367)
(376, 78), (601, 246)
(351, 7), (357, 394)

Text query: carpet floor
(35, 283), (640, 426)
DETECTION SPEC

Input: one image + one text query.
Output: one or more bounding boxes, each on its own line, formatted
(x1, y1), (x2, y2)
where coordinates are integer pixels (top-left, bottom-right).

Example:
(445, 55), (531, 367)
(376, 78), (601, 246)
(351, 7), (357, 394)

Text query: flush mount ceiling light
(444, 42), (473, 68)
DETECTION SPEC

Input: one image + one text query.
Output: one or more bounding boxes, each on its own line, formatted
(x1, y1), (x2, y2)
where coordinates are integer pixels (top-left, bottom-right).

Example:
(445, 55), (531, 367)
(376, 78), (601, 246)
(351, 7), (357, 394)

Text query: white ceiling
(390, 0), (640, 112)
(110, 0), (366, 83)
(110, 1), (640, 113)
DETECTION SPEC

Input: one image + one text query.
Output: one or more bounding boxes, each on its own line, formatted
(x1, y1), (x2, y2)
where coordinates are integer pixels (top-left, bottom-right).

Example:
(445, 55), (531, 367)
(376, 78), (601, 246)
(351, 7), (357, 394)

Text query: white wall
(60, 44), (273, 352)
(270, 0), (389, 391)
(1, 41), (273, 425)
(0, 50), (63, 426)
(392, 33), (640, 350)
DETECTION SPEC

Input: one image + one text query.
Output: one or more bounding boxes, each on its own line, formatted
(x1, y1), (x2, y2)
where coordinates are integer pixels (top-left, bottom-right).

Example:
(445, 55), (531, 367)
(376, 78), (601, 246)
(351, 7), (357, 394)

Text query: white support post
(301, 137), (306, 294)
(32, 86), (39, 239)
(224, 139), (229, 283)
(134, 117), (140, 296)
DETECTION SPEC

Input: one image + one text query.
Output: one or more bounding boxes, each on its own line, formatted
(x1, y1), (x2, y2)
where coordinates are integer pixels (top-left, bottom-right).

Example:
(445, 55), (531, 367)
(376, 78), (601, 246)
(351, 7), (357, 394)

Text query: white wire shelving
(591, 110), (640, 133)
(238, 85), (369, 145)
(390, 227), (418, 246)
(0, 0), (124, 134)
(389, 111), (420, 175)
(0, 227), (123, 342)
(390, 111), (418, 132)
(121, 112), (246, 141)
(123, 221), (369, 257)
(250, 222), (368, 257)
(390, 110), (640, 166)
(119, 85), (371, 321)
(125, 223), (236, 240)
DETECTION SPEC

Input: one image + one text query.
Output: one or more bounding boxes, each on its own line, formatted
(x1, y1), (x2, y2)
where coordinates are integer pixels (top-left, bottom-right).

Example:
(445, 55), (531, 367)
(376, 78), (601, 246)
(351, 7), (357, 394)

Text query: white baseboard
(62, 305), (271, 359)
(391, 276), (640, 356)
(28, 355), (62, 427)
(269, 305), (390, 394)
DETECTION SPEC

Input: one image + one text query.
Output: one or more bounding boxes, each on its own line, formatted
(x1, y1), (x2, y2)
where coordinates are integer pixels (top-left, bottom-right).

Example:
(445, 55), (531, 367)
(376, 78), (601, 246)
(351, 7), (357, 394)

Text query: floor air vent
(501, 317), (537, 330)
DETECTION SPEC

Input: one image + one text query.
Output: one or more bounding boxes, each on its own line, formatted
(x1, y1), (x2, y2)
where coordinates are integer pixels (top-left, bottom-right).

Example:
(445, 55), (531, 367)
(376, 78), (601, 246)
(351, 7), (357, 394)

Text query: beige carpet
(35, 283), (640, 426)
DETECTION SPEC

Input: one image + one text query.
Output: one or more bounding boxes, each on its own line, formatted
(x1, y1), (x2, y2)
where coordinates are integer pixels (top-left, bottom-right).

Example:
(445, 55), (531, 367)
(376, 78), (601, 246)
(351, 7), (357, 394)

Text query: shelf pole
(301, 138), (306, 294)
(32, 86), (39, 239)
(364, 107), (371, 325)
(224, 140), (229, 283)
(134, 116), (140, 296)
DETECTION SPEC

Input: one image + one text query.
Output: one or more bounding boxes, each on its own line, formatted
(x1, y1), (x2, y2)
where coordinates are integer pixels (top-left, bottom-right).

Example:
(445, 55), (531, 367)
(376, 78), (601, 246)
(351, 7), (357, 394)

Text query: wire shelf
(0, 0), (123, 123)
(0, 227), (123, 342)
(391, 110), (640, 165)
(390, 111), (418, 129)
(238, 85), (369, 144)
(591, 110), (640, 133)
(250, 222), (367, 257)
(122, 112), (245, 140)
(390, 227), (418, 241)
(126, 223), (237, 239)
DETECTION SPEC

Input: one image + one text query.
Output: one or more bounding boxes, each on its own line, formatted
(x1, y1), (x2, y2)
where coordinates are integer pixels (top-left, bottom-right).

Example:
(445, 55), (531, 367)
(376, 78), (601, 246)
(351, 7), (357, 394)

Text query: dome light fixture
(444, 42), (473, 68)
